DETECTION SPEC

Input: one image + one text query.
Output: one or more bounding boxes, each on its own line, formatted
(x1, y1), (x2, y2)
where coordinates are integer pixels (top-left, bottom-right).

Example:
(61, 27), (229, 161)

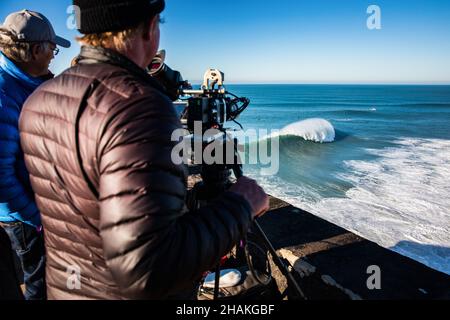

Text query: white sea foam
(334, 118), (355, 122)
(279, 118), (336, 143)
(250, 138), (450, 275)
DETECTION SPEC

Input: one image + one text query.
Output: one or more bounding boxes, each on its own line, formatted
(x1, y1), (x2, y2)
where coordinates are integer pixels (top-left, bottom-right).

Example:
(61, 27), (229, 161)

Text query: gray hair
(0, 27), (50, 63)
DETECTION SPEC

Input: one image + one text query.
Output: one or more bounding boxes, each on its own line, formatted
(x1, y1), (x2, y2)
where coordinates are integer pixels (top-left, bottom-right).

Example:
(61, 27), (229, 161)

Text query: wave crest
(280, 118), (336, 143)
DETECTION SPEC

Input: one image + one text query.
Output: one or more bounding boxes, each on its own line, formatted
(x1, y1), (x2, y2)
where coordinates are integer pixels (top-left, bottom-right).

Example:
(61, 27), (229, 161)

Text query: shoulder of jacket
(44, 64), (170, 105)
(83, 64), (172, 112)
(0, 69), (6, 88)
(0, 69), (13, 98)
(0, 75), (19, 112)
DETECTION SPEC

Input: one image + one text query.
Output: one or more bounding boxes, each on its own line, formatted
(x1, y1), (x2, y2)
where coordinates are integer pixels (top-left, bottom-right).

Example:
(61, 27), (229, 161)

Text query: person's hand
(229, 177), (270, 219)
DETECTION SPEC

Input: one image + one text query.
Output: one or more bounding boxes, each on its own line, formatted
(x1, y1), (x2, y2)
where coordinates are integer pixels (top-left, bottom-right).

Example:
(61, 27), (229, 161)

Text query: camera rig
(150, 50), (250, 132)
(150, 50), (250, 198)
(149, 51), (305, 300)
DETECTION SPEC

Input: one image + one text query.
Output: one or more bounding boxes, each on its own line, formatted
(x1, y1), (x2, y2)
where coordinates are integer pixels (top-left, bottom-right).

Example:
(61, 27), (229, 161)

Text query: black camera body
(149, 51), (249, 133)
(186, 95), (226, 130)
(149, 50), (249, 198)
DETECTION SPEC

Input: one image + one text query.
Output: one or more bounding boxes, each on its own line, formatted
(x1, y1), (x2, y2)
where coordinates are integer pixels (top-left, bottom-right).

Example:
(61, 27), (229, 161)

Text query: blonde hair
(0, 28), (32, 63)
(76, 20), (150, 52)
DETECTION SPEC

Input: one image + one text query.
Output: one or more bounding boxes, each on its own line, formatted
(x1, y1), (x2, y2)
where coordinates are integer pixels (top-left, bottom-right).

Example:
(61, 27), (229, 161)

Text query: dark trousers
(0, 221), (46, 300)
(0, 227), (23, 300)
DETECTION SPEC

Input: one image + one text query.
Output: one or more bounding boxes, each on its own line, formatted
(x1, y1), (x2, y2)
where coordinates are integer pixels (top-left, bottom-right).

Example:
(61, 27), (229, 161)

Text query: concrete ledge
(260, 196), (450, 300)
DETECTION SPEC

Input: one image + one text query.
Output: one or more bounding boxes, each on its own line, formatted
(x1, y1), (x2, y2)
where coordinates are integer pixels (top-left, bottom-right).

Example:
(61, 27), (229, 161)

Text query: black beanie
(73, 0), (165, 34)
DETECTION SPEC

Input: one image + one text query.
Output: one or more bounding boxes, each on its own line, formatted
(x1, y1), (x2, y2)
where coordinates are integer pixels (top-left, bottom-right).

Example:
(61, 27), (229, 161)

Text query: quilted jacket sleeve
(0, 92), (40, 227)
(97, 90), (253, 299)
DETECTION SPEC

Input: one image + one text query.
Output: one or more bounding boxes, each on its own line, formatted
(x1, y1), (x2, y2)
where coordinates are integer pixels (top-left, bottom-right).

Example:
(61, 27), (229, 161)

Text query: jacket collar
(77, 46), (166, 94)
(0, 51), (45, 91)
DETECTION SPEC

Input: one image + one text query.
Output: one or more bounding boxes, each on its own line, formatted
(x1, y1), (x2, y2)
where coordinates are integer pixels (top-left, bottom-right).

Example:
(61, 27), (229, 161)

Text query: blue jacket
(0, 52), (45, 227)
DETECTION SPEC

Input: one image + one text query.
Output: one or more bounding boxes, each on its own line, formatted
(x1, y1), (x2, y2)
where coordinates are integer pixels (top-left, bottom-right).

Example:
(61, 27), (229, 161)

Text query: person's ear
(143, 15), (159, 41)
(30, 43), (41, 61)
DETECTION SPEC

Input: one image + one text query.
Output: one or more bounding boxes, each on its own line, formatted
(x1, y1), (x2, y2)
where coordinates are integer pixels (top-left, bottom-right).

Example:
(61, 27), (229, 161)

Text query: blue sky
(1, 0), (450, 84)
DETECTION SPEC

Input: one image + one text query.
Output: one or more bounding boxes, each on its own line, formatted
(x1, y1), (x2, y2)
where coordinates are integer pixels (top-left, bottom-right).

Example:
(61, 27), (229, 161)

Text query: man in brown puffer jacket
(18, 0), (269, 300)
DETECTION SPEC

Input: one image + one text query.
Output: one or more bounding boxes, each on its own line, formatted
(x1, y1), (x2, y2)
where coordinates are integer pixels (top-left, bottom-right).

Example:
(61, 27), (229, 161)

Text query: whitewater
(230, 84), (450, 275)
(246, 117), (450, 275)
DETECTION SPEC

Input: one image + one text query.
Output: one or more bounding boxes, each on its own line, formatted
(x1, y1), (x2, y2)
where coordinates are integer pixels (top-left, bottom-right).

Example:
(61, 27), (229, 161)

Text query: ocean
(226, 84), (450, 275)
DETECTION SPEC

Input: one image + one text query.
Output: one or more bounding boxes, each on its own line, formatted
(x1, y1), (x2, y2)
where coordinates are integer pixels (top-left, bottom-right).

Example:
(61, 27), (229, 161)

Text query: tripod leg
(253, 221), (307, 300)
(232, 138), (244, 179)
(214, 264), (221, 300)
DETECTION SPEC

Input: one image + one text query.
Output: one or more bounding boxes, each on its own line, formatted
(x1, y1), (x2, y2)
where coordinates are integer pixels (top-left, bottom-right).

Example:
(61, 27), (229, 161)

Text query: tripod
(187, 135), (306, 300)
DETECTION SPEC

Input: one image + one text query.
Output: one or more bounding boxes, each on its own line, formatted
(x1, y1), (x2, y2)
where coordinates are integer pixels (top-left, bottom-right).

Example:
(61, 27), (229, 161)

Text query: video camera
(149, 50), (250, 132)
